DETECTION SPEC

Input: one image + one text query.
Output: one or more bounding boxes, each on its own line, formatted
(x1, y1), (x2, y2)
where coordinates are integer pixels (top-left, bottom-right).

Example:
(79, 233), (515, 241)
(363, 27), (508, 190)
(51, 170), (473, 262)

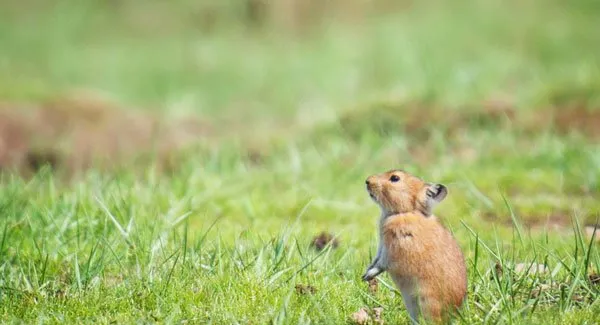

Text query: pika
(362, 169), (467, 323)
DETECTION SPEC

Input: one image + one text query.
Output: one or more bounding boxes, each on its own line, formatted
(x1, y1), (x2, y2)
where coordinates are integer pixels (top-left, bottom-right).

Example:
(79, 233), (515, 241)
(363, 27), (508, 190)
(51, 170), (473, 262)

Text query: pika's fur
(362, 169), (467, 323)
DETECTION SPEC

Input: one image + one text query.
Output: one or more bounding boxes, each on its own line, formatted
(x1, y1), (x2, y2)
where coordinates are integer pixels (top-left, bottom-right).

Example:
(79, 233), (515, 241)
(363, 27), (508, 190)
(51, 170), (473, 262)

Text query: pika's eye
(389, 175), (400, 183)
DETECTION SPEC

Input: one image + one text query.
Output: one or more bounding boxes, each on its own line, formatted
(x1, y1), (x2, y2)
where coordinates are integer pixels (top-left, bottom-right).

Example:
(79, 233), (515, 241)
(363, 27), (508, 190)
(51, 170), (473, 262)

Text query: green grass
(1, 0), (600, 324)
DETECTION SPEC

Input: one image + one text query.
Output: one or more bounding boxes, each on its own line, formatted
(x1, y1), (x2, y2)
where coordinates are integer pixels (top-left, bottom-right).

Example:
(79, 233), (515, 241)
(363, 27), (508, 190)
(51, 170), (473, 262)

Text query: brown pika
(362, 169), (467, 324)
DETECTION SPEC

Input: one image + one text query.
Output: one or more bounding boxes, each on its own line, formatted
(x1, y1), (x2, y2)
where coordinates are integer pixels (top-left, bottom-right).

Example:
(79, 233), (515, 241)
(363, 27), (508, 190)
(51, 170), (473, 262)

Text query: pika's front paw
(362, 267), (383, 281)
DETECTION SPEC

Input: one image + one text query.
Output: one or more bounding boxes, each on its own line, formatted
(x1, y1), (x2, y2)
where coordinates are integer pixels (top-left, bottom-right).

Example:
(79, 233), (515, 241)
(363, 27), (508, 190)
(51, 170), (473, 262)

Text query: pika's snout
(365, 176), (379, 200)
(365, 176), (377, 190)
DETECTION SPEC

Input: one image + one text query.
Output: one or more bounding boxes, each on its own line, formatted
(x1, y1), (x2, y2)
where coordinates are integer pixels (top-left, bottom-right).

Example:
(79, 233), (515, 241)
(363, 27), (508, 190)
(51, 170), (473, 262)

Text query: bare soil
(0, 93), (210, 178)
(2, 94), (598, 179)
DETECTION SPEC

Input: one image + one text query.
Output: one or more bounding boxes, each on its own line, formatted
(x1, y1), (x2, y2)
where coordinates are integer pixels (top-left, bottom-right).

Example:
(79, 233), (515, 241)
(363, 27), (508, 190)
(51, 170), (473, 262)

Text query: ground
(0, 0), (599, 324)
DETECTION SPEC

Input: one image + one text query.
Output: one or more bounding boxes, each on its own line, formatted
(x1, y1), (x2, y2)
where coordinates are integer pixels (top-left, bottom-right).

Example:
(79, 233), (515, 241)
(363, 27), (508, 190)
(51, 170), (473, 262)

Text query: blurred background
(0, 0), (598, 178)
(1, 1), (600, 323)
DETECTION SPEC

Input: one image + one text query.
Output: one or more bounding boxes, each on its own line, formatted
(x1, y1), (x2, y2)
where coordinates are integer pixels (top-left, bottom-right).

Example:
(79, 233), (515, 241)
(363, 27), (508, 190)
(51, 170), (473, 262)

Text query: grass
(1, 0), (600, 324)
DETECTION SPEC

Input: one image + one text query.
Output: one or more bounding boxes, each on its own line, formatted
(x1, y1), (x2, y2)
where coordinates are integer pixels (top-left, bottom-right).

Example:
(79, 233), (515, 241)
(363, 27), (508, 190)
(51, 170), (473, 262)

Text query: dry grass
(2, 93), (599, 179)
(340, 100), (600, 140)
(0, 92), (210, 177)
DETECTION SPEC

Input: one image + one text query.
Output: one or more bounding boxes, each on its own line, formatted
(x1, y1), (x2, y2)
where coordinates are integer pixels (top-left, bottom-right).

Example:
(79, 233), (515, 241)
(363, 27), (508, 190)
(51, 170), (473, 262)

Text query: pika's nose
(365, 178), (371, 186)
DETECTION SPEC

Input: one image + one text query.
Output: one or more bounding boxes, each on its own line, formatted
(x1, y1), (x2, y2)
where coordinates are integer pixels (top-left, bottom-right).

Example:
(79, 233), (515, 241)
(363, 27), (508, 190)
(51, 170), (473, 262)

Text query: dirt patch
(350, 308), (370, 325)
(310, 231), (339, 251)
(5, 94), (598, 178)
(367, 278), (378, 294)
(551, 105), (600, 138)
(328, 98), (600, 143)
(372, 307), (384, 325)
(294, 284), (317, 295)
(350, 307), (384, 325)
(514, 263), (548, 275)
(481, 210), (600, 238)
(522, 213), (574, 232)
(0, 93), (211, 177)
(0, 108), (33, 171)
(339, 98), (520, 138)
(242, 0), (409, 32)
(481, 211), (572, 232)
(589, 273), (600, 286)
(491, 263), (596, 304)
(334, 101), (455, 141)
(481, 96), (517, 121)
(584, 225), (600, 243)
(511, 105), (600, 139)
(493, 261), (503, 279)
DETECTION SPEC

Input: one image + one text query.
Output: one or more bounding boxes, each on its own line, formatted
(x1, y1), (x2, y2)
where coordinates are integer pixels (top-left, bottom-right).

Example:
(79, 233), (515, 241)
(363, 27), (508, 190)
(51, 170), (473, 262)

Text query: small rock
(310, 231), (339, 251)
(373, 307), (384, 325)
(531, 284), (551, 298)
(350, 308), (370, 325)
(514, 263), (548, 275)
(585, 225), (600, 242)
(572, 294), (585, 303)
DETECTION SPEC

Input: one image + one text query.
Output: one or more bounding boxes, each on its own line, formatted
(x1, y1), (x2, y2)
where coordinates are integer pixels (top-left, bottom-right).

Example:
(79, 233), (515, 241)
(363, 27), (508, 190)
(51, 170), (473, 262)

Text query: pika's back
(383, 213), (465, 276)
(383, 212), (468, 313)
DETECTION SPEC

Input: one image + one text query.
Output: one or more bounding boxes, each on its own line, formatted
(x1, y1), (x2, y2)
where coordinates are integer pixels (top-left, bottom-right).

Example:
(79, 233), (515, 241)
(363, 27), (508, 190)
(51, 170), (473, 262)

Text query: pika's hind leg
(418, 296), (443, 323)
(391, 275), (419, 324)
(403, 293), (420, 324)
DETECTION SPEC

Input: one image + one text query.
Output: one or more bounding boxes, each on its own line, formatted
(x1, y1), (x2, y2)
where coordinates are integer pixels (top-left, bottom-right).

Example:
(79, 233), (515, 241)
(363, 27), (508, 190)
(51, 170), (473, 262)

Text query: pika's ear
(426, 183), (448, 204)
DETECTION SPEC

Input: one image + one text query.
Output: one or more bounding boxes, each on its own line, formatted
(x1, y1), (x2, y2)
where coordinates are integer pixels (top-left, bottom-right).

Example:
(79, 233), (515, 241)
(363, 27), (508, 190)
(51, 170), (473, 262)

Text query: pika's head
(365, 169), (447, 216)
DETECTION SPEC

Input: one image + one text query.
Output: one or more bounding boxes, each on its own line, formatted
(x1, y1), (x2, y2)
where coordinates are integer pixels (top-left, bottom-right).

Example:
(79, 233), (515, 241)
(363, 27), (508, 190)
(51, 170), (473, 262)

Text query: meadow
(0, 0), (599, 323)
